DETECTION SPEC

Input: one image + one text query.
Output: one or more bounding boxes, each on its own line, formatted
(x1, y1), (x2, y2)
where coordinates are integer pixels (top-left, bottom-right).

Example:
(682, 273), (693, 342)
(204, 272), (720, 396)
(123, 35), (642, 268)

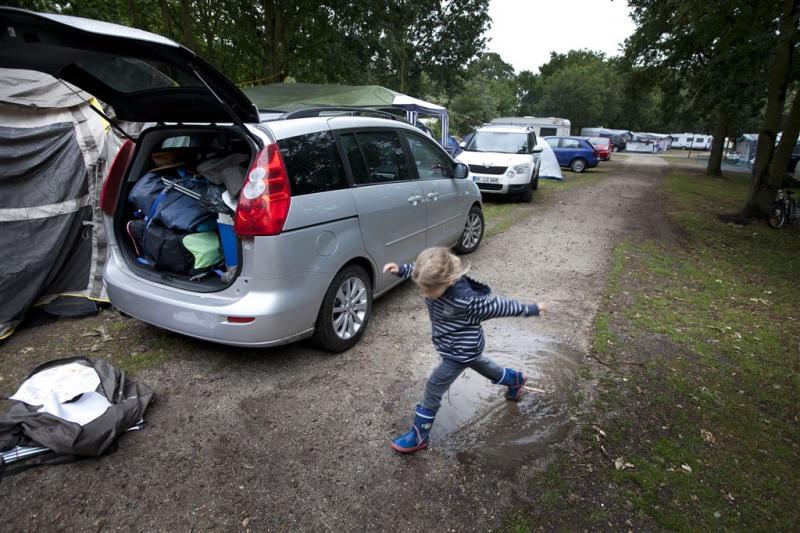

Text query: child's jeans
(420, 355), (504, 413)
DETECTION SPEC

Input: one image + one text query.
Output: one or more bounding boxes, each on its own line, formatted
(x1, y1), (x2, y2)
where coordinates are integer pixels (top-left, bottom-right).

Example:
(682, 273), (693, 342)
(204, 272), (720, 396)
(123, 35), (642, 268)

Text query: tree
(535, 51), (623, 134)
(743, 0), (800, 216)
(447, 53), (517, 134)
(626, 0), (794, 195)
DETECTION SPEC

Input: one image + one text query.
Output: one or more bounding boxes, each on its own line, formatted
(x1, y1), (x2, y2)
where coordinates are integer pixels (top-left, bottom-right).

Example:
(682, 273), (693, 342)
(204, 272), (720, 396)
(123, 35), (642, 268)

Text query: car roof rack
(275, 106), (405, 122)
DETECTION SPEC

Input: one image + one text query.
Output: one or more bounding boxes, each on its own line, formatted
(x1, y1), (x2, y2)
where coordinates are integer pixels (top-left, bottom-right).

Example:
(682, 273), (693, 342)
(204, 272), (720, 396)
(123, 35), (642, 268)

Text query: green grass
(583, 170), (800, 529)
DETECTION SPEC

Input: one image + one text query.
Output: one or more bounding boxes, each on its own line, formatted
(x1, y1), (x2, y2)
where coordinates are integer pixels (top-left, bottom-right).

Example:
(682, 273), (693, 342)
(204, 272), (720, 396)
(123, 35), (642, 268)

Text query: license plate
(474, 176), (500, 184)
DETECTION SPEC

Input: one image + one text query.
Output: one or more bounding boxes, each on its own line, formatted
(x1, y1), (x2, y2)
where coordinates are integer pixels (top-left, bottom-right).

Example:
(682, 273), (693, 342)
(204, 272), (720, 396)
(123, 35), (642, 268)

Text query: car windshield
(466, 132), (528, 154)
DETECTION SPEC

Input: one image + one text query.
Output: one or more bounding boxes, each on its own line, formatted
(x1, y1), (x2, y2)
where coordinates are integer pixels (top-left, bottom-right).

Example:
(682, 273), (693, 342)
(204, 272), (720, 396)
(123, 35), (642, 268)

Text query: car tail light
(234, 143), (291, 236)
(100, 139), (134, 215)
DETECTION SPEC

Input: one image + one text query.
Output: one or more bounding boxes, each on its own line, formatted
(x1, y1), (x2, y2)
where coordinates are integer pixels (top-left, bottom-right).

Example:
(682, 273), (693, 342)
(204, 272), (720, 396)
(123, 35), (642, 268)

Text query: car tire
(519, 179), (533, 202)
(532, 170), (539, 190)
(454, 205), (484, 254)
(612, 146), (620, 153)
(570, 158), (587, 173)
(312, 265), (372, 352)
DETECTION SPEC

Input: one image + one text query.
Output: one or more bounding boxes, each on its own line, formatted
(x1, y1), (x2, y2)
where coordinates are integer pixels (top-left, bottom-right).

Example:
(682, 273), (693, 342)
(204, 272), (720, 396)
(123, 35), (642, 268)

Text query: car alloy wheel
(455, 205), (484, 254)
(332, 276), (368, 340)
(570, 158), (586, 172)
(313, 265), (372, 352)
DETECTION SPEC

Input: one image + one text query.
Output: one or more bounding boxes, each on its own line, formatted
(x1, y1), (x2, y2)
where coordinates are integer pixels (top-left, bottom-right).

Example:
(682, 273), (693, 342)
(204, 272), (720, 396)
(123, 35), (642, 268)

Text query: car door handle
(427, 192), (439, 201)
(408, 195), (424, 205)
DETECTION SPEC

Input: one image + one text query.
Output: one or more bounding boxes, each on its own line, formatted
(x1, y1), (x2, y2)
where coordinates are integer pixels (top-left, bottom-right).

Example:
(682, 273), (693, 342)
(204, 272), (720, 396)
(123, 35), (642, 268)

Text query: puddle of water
(429, 324), (583, 472)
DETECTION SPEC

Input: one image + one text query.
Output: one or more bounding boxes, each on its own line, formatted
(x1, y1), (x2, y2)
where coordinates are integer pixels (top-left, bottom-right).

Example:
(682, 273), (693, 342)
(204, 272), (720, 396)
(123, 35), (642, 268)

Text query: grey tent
(0, 69), (123, 340)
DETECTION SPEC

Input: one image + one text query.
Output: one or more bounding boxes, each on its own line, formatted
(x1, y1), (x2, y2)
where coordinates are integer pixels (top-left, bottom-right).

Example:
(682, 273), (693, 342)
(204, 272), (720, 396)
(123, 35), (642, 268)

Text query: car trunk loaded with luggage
(0, 8), (266, 292)
(120, 130), (253, 289)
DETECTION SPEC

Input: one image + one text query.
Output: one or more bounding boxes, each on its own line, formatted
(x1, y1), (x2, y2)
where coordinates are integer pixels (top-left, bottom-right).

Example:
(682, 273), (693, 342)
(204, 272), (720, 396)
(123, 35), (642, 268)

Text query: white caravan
(491, 116), (571, 138)
(670, 133), (712, 150)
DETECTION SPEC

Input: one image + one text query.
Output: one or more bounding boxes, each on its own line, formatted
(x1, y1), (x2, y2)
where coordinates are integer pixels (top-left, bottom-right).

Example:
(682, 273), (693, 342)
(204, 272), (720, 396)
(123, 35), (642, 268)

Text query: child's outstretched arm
(467, 295), (545, 321)
(383, 262), (415, 280)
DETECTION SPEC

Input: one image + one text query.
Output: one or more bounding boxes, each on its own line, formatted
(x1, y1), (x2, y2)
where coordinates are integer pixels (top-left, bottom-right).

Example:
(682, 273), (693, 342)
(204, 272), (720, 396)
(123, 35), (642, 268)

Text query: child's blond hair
(412, 247), (469, 291)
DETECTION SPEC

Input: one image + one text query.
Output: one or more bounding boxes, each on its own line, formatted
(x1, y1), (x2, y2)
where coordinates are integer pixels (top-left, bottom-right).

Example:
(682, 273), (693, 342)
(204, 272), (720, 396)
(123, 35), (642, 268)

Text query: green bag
(182, 231), (223, 270)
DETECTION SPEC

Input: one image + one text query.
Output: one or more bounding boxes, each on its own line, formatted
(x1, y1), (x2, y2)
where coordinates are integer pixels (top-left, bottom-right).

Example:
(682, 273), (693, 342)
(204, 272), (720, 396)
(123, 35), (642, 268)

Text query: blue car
(544, 136), (599, 173)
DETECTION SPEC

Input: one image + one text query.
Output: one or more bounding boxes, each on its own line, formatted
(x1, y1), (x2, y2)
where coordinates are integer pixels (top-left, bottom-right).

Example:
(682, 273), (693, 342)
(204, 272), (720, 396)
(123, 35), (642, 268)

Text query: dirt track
(0, 154), (668, 532)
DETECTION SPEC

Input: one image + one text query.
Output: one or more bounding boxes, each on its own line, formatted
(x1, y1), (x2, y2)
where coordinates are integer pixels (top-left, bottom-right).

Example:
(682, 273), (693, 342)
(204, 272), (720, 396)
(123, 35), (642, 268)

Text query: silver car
(2, 8), (484, 351)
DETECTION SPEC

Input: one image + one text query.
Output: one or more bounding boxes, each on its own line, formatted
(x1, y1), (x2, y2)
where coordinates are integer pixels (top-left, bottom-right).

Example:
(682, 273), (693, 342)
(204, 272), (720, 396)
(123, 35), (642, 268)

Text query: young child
(384, 247), (548, 453)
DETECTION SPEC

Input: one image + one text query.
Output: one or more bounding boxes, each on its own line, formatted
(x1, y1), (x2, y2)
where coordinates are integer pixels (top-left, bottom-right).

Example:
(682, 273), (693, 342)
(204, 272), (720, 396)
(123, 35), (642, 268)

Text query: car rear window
(279, 131), (348, 196)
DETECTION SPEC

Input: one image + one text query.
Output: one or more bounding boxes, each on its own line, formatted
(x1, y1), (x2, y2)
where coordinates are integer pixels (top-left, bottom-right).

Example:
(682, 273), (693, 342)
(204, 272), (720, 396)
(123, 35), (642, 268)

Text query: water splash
(430, 324), (583, 472)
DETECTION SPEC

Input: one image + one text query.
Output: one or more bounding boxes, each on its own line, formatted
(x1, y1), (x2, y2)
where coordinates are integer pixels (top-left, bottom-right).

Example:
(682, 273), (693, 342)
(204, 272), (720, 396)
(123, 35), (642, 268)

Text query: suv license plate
(475, 176), (500, 184)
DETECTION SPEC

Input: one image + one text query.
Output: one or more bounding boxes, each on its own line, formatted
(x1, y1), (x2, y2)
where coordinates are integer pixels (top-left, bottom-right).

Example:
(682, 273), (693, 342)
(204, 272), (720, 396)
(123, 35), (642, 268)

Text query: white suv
(456, 124), (542, 202)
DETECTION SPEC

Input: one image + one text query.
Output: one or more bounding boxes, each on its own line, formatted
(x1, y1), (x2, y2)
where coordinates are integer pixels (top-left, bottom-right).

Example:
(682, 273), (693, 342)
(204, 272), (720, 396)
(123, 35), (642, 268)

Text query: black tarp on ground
(0, 357), (153, 456)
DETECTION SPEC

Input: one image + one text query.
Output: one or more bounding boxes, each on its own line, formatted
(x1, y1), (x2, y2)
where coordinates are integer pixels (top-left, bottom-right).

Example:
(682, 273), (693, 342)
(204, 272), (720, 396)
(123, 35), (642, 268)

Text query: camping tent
(536, 138), (564, 181)
(0, 69), (121, 340)
(735, 134), (758, 166)
(243, 83), (450, 147)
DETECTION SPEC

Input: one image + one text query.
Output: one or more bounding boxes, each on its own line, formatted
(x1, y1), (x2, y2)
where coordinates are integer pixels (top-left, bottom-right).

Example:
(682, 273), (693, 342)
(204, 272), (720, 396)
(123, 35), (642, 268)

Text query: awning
(242, 83), (449, 145)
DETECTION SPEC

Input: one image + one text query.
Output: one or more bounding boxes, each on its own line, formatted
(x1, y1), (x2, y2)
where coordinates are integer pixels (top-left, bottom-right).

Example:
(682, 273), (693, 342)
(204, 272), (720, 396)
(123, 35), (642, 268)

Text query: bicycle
(766, 188), (798, 229)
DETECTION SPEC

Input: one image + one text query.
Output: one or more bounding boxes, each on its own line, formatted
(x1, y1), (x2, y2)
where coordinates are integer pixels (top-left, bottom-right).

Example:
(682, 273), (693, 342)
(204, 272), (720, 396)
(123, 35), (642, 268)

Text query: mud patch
(429, 325), (583, 473)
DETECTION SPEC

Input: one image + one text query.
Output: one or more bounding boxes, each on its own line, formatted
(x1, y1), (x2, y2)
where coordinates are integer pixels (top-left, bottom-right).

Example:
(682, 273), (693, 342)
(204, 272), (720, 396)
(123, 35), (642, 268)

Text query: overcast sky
(485, 0), (636, 74)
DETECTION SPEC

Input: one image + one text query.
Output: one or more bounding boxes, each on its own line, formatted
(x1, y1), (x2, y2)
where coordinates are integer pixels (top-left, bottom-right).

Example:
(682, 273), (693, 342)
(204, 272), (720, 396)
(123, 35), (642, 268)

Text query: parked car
(586, 137), (612, 161)
(544, 136), (600, 172)
(1, 7), (484, 352)
(455, 124), (542, 202)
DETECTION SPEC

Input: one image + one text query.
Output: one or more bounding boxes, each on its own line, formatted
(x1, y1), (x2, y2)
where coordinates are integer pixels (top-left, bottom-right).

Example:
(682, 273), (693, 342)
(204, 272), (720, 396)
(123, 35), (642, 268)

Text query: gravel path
(0, 155), (667, 532)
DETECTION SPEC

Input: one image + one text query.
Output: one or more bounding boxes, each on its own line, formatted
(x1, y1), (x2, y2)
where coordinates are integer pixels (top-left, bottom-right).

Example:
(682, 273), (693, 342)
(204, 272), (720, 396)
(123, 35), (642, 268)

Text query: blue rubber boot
(495, 368), (527, 401)
(390, 405), (435, 453)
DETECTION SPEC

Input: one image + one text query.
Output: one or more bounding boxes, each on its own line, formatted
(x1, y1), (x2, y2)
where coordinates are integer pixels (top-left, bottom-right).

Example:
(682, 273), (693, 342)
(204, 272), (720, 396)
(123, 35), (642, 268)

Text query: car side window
(405, 133), (453, 180)
(280, 131), (348, 196)
(344, 131), (411, 185)
(561, 139), (581, 149)
(545, 138), (559, 148)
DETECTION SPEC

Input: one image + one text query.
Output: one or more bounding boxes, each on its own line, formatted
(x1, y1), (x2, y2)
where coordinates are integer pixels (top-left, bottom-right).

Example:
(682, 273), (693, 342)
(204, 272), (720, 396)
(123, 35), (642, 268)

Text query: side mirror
(459, 141), (466, 148)
(452, 162), (469, 179)
(531, 146), (543, 153)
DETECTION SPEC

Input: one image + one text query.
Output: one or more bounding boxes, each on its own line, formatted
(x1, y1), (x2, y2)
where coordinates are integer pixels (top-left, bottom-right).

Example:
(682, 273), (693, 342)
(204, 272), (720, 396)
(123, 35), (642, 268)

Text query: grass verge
(513, 168), (800, 530)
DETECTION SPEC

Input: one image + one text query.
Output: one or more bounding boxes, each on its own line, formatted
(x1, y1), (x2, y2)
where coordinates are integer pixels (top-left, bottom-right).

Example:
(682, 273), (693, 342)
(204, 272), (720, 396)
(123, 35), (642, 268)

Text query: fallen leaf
(714, 511), (721, 519)
(242, 517), (250, 527)
(701, 429), (715, 444)
(20, 347), (34, 354)
(681, 464), (693, 474)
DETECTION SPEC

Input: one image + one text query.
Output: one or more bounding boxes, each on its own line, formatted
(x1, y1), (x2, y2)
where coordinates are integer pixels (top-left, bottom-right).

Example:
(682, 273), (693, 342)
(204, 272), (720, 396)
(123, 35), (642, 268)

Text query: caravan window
(540, 127), (557, 137)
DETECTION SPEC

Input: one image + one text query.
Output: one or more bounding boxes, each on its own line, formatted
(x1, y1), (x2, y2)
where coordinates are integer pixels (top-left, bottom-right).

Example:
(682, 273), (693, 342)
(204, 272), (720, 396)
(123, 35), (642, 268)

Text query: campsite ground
(1, 155), (797, 531)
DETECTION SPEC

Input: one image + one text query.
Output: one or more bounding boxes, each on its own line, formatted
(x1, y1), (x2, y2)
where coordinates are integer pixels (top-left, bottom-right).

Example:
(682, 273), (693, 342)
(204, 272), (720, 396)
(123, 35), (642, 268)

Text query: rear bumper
(103, 248), (327, 347)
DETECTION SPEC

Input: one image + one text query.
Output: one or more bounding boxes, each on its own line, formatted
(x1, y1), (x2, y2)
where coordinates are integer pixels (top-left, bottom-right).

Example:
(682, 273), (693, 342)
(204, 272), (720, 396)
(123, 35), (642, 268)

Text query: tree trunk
(399, 45), (408, 94)
(706, 108), (729, 177)
(128, 0), (141, 29)
(769, 88), (800, 182)
(179, 0), (193, 49)
(742, 0), (798, 217)
(262, 0), (287, 82)
(159, 0), (173, 38)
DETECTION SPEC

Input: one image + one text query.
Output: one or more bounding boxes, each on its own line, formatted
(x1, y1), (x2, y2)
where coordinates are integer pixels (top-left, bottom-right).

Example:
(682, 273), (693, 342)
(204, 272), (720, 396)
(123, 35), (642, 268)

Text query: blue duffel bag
(128, 171), (216, 232)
